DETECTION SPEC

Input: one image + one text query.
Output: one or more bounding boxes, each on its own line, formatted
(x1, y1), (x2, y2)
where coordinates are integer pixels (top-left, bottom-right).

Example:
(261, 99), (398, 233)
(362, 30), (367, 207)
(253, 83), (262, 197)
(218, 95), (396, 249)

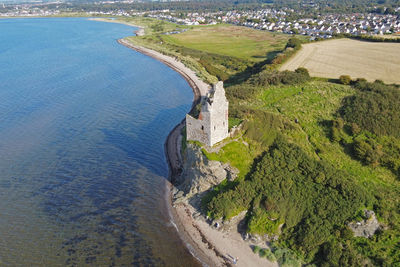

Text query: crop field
(280, 38), (400, 84)
(161, 25), (289, 61)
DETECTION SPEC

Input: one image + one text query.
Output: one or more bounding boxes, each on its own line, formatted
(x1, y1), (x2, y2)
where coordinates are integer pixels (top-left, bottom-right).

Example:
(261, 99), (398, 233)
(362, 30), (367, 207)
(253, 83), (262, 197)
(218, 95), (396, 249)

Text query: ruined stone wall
(186, 81), (229, 147)
(209, 82), (229, 146)
(186, 111), (211, 146)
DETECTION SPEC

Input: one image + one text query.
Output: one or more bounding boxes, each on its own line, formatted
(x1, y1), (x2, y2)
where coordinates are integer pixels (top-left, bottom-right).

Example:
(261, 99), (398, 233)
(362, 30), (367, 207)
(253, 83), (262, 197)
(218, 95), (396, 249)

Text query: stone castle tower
(186, 81), (229, 147)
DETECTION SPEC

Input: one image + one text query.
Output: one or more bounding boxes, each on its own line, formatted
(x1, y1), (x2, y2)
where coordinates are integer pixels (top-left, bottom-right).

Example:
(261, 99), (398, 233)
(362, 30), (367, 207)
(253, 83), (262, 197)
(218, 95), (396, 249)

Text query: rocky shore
(118, 37), (275, 267)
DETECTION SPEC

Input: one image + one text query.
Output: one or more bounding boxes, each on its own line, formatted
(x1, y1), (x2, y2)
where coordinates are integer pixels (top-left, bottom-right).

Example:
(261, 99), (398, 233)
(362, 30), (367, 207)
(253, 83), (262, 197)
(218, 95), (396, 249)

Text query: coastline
(117, 38), (275, 267)
(89, 18), (145, 36)
(117, 38), (216, 265)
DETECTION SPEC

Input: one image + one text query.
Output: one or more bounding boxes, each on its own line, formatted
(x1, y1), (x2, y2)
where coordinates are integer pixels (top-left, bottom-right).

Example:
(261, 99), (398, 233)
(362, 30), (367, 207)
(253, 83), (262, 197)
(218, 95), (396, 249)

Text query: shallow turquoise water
(0, 18), (198, 266)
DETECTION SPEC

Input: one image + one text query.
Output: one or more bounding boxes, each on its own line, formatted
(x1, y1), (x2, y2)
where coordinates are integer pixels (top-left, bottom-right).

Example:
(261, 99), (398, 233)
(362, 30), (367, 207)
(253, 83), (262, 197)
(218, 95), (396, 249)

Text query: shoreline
(117, 38), (215, 266)
(89, 18), (145, 36)
(117, 38), (275, 267)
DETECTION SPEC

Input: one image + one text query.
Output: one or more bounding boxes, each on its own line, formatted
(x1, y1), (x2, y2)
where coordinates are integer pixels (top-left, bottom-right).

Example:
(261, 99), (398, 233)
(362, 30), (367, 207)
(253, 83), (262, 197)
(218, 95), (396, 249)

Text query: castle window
(214, 126), (216, 130)
(201, 125), (204, 131)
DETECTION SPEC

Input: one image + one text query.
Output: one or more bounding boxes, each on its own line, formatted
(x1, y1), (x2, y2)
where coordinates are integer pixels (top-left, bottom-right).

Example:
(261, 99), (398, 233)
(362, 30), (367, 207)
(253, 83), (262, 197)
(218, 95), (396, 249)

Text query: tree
(286, 37), (301, 49)
(295, 67), (310, 77)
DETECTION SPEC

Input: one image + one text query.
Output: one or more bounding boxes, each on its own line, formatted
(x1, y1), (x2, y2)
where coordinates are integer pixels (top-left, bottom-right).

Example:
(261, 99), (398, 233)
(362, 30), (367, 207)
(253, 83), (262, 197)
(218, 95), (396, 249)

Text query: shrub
(339, 75), (352, 85)
(248, 208), (283, 235)
(258, 248), (277, 261)
(249, 69), (310, 87)
(331, 127), (341, 142)
(286, 37), (302, 49)
(295, 67), (310, 77)
(264, 249), (277, 262)
(350, 123), (361, 136)
(243, 111), (285, 146)
(199, 59), (229, 81)
(226, 84), (260, 100)
(259, 248), (267, 257)
(253, 245), (261, 254)
(333, 118), (344, 130)
(273, 247), (302, 267)
(340, 82), (400, 138)
(353, 135), (383, 166)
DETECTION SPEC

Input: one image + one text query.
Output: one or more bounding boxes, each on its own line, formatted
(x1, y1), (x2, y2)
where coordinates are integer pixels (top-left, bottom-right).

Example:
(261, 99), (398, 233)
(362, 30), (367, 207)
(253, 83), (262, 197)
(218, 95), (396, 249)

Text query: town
(148, 8), (400, 38)
(1, 2), (400, 39)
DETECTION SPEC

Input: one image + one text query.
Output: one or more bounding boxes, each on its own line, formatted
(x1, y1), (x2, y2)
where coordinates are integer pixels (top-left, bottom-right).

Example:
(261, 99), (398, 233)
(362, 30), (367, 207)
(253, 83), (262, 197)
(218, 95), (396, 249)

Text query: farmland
(281, 38), (400, 84)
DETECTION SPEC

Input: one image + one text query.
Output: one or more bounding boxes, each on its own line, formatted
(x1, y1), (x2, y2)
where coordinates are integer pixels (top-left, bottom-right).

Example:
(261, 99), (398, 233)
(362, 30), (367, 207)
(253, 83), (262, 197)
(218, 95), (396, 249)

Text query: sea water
(0, 18), (199, 266)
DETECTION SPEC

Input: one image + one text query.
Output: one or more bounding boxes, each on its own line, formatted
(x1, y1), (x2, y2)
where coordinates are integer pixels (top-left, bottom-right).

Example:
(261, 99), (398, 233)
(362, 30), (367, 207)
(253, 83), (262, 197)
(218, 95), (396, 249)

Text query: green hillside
(121, 19), (400, 266)
(205, 76), (400, 265)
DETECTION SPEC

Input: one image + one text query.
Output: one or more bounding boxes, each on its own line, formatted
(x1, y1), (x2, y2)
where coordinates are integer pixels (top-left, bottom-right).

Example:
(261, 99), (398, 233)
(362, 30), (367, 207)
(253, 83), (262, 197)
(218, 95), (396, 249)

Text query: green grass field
(161, 24), (289, 61)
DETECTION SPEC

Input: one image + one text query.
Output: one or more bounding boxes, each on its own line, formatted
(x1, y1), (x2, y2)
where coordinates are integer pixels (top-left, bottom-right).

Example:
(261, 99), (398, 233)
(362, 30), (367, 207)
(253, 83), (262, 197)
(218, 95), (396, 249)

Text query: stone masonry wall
(186, 81), (228, 147)
(209, 82), (229, 146)
(186, 112), (211, 146)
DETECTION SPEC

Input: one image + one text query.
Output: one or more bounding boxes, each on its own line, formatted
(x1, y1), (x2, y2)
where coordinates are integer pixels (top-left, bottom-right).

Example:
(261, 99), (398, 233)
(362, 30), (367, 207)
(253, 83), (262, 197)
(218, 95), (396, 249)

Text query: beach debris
(226, 254), (238, 264)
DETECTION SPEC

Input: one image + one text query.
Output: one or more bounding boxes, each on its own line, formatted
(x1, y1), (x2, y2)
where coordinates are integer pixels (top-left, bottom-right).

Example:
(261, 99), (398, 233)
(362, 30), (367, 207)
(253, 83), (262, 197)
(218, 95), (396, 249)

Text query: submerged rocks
(348, 210), (380, 238)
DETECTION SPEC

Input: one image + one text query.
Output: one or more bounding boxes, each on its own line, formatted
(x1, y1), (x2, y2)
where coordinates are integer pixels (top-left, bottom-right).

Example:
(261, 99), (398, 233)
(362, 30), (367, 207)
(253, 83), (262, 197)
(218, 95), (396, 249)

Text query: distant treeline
(274, 0), (400, 15)
(333, 33), (400, 43)
(41, 0), (275, 13)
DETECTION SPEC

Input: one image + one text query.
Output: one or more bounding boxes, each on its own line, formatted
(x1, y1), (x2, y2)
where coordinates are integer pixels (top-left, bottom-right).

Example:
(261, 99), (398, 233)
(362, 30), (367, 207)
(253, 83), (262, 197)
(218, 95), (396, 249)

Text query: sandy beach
(89, 18), (145, 36)
(117, 37), (275, 266)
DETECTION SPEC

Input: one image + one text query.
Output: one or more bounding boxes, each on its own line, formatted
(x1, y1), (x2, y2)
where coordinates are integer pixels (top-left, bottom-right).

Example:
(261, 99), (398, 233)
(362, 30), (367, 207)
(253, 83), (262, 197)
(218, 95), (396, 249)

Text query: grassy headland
(118, 17), (293, 83)
(118, 16), (400, 266)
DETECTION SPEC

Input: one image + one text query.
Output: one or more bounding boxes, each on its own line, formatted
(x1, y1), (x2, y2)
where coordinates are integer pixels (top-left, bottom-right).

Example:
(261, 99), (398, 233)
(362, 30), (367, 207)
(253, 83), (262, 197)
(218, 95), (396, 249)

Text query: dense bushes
(339, 75), (352, 85)
(225, 68), (310, 101)
(205, 138), (371, 263)
(243, 110), (293, 147)
(332, 33), (400, 43)
(286, 37), (302, 49)
(270, 37), (302, 65)
(351, 34), (400, 43)
(249, 68), (311, 87)
(340, 81), (400, 138)
(226, 84), (261, 100)
(330, 80), (400, 179)
(247, 207), (283, 235)
(198, 59), (229, 81)
(330, 124), (400, 179)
